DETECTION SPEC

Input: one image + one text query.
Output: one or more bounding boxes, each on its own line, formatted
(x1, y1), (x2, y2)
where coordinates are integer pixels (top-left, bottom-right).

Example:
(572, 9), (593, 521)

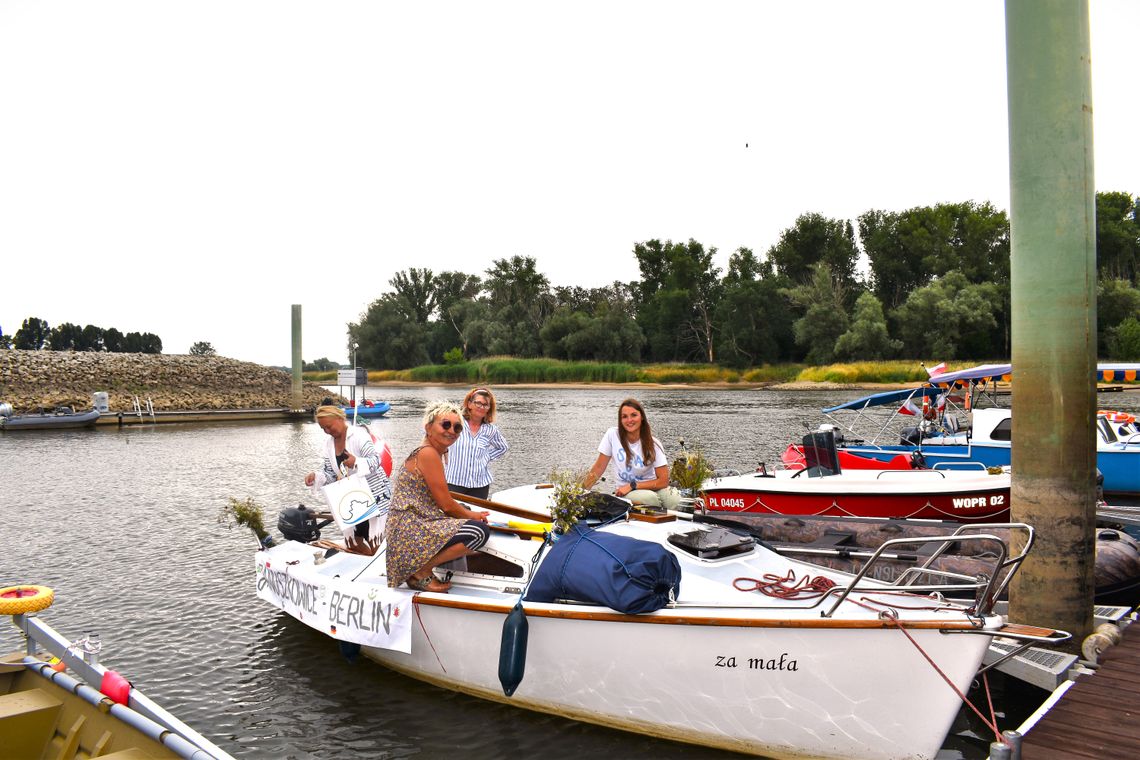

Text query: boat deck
(1020, 615), (1140, 758)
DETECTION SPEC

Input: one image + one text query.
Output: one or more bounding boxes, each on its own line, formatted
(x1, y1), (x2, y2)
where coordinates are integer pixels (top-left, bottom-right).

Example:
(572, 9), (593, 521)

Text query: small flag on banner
(926, 362), (947, 378)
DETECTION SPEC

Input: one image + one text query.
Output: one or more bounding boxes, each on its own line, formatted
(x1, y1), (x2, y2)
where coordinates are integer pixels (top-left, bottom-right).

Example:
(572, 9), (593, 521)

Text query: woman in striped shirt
(444, 388), (509, 499)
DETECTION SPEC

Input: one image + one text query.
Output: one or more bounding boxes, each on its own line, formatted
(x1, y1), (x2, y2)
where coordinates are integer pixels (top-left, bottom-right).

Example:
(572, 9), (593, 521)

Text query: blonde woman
(445, 387), (509, 499)
(304, 405), (391, 541)
(385, 401), (491, 592)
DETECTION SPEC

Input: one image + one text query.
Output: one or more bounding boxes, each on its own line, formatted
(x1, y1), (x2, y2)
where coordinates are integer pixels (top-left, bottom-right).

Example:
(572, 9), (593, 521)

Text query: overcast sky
(2, 1), (1136, 367)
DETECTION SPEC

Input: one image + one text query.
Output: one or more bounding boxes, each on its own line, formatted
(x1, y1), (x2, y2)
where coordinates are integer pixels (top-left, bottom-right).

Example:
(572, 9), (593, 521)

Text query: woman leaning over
(445, 387), (509, 500)
(386, 401), (491, 593)
(582, 397), (681, 511)
(304, 405), (390, 542)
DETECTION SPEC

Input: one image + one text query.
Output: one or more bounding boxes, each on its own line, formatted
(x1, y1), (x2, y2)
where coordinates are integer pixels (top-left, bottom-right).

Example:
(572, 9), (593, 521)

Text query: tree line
(0, 317), (163, 354)
(350, 193), (1140, 370)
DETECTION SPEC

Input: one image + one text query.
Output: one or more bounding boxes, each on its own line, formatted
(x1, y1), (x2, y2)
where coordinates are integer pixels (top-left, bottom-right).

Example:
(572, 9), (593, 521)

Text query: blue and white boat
(341, 400), (390, 418)
(818, 363), (1140, 497)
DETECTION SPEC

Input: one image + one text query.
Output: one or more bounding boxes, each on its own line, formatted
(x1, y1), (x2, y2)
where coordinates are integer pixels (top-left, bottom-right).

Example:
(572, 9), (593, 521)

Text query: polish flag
(926, 362), (947, 378)
(899, 398), (921, 416)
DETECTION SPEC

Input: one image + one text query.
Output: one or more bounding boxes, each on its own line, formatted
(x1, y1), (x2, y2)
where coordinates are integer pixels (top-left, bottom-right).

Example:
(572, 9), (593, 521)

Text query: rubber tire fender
(0, 585), (55, 615)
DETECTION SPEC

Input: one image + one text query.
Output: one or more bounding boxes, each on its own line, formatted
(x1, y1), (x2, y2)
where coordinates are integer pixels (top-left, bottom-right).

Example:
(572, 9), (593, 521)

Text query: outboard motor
(900, 426), (922, 446)
(816, 423), (845, 445)
(278, 504), (325, 543)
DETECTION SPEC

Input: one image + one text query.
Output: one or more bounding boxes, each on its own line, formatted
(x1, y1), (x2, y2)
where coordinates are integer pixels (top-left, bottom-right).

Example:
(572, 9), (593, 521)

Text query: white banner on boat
(255, 543), (414, 653)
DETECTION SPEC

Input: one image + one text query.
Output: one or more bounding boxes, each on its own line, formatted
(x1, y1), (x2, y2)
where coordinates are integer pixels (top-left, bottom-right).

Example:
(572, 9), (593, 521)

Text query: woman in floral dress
(385, 401), (491, 592)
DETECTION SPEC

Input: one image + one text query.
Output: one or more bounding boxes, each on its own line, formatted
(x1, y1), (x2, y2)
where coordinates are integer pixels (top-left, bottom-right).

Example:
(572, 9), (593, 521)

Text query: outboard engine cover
(278, 504), (323, 543)
(900, 426), (922, 446)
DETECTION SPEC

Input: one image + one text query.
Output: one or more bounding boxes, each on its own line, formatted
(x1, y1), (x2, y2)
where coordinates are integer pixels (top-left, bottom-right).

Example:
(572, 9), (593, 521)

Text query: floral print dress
(385, 447), (468, 587)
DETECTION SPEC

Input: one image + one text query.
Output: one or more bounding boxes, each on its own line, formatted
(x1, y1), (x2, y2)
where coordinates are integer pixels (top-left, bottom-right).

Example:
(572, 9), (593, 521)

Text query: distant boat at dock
(342, 400), (390, 418)
(0, 404), (100, 431)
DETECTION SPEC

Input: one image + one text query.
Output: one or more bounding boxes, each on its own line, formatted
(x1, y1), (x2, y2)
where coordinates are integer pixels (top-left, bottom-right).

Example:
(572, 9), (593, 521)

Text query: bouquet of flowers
(670, 443), (715, 494)
(218, 496), (274, 548)
(547, 467), (590, 534)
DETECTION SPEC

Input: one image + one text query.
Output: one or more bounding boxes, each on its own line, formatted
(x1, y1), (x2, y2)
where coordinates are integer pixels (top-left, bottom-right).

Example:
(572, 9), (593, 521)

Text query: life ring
(1099, 410), (1136, 424)
(365, 427), (394, 477)
(0, 585), (55, 615)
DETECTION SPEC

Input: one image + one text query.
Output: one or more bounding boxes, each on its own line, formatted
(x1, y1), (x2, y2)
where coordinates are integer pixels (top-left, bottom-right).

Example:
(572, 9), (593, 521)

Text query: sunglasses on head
(440, 419), (462, 431)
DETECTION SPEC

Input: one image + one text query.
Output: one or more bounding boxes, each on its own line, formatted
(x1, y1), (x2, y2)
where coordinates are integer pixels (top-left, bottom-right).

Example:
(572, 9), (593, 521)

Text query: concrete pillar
(1006, 0), (1097, 647)
(291, 305), (303, 410)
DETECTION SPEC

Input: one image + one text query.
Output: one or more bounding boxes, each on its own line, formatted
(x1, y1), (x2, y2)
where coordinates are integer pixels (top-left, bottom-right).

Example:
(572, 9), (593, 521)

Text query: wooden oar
(449, 491), (552, 523)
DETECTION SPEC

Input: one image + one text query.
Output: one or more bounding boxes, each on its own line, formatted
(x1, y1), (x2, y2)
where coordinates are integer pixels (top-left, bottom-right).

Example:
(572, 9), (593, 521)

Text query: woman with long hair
(582, 398), (680, 510)
(445, 387), (509, 499)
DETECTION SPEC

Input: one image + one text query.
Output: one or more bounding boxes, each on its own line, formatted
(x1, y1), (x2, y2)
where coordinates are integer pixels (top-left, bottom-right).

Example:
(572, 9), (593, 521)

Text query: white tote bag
(321, 471), (391, 534)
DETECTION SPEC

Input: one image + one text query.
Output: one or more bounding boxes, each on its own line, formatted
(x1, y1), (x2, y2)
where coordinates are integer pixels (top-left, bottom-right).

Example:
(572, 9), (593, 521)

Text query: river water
(2, 386), (1137, 759)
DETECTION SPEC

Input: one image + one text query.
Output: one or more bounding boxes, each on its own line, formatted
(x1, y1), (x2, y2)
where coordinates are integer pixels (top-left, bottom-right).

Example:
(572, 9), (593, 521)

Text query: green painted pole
(1006, 0), (1097, 647)
(291, 304), (303, 410)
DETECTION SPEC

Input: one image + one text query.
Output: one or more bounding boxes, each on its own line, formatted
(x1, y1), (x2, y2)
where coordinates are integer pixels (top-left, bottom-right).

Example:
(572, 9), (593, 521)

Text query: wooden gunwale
(413, 594), (989, 630)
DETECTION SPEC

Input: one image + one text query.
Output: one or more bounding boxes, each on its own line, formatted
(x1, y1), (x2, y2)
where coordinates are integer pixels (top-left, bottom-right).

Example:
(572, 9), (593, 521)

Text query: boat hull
(842, 442), (1139, 497)
(341, 402), (390, 418)
(0, 408), (101, 430)
(363, 596), (990, 760)
(703, 471), (1011, 521)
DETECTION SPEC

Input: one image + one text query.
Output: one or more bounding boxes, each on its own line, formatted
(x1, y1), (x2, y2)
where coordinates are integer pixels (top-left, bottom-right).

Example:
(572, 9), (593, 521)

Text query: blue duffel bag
(525, 523), (681, 614)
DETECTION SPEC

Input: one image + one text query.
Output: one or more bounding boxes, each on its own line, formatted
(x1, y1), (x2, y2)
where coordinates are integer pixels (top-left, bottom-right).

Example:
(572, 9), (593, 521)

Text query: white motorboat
(253, 487), (1067, 760)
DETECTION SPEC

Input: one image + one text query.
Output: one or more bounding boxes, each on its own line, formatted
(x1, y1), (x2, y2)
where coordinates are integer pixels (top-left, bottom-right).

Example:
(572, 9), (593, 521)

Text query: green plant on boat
(670, 444), (715, 493)
(547, 467), (590, 534)
(219, 496), (272, 546)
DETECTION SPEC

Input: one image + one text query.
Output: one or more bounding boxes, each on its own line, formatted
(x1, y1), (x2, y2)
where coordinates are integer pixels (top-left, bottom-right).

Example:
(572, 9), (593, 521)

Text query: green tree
(632, 239), (722, 362)
(892, 271), (1002, 359)
(0, 327), (10, 349)
(349, 295), (430, 370)
(304, 357), (338, 371)
(483, 256), (553, 356)
(1096, 191), (1140, 285)
(389, 268), (438, 324)
(1107, 317), (1140, 360)
(1097, 279), (1140, 356)
(14, 317), (50, 349)
(767, 213), (860, 300)
(430, 298), (491, 361)
(79, 324), (105, 351)
(103, 327), (124, 352)
(190, 341), (217, 356)
(834, 292), (901, 360)
(122, 332), (163, 353)
(782, 263), (850, 365)
(713, 248), (790, 367)
(860, 202), (1010, 312)
(539, 302), (643, 362)
(431, 270), (484, 360)
(48, 322), (83, 350)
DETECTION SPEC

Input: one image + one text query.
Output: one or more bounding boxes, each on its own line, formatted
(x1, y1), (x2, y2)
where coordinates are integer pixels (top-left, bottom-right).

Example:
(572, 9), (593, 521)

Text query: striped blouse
(444, 420), (509, 488)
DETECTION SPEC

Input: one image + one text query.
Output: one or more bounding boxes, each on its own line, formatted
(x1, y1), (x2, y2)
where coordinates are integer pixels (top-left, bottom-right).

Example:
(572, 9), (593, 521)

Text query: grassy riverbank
(304, 359), (956, 387)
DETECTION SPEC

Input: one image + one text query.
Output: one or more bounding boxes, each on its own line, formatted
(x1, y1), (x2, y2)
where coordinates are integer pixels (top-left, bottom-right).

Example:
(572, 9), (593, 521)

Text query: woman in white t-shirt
(581, 398), (681, 510)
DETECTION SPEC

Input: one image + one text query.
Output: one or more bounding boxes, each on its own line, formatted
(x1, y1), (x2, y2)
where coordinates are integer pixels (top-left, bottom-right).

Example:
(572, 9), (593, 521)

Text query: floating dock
(1008, 609), (1139, 758)
(94, 408), (311, 426)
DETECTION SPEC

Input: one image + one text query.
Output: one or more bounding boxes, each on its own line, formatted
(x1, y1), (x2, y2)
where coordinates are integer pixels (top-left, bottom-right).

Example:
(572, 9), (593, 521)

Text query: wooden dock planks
(1021, 619), (1140, 758)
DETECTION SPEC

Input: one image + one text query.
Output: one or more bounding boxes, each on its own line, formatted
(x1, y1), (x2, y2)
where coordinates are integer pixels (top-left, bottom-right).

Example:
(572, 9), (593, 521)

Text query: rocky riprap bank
(0, 350), (344, 412)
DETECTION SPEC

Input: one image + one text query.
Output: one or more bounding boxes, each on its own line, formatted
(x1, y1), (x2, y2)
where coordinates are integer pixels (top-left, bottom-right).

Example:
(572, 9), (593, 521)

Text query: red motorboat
(703, 431), (1010, 522)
